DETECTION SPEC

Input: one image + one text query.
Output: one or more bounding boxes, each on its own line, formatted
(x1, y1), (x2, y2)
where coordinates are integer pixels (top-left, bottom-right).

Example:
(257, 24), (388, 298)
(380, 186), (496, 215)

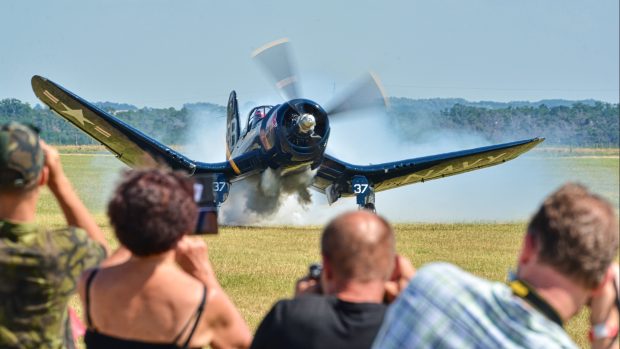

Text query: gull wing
(31, 75), (239, 177)
(313, 138), (543, 195)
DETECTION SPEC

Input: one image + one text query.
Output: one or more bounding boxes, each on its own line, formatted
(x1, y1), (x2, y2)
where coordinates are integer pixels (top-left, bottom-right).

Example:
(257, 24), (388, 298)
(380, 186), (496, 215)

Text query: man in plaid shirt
(372, 183), (619, 349)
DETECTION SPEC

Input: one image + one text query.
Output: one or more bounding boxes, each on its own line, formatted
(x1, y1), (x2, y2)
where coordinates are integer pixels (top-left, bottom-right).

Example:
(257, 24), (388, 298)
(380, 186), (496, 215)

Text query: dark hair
(321, 211), (395, 282)
(108, 169), (198, 256)
(528, 183), (619, 288)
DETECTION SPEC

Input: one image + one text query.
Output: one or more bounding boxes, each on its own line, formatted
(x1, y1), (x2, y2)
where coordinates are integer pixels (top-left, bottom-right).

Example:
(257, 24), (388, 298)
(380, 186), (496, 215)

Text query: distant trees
(433, 102), (619, 147)
(388, 99), (619, 147)
(1, 98), (617, 147)
(0, 99), (225, 146)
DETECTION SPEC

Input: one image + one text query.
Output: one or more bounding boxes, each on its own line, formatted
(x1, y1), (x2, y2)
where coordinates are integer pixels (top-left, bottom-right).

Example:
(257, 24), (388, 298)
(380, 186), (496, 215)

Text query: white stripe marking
(94, 126), (111, 138)
(43, 90), (59, 104)
(251, 38), (289, 57)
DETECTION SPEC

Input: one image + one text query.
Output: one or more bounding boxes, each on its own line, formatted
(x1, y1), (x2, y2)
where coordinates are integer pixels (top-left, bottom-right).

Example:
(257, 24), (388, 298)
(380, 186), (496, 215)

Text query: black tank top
(84, 269), (207, 349)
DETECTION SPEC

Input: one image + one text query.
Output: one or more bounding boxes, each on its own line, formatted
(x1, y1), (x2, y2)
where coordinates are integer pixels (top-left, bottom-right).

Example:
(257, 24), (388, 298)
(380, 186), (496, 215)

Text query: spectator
(78, 169), (251, 349)
(372, 183), (619, 349)
(0, 122), (109, 349)
(251, 210), (414, 349)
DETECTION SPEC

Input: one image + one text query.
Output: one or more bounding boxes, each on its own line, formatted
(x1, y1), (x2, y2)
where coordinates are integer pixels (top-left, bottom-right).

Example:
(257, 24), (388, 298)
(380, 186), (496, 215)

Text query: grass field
(34, 149), (619, 348)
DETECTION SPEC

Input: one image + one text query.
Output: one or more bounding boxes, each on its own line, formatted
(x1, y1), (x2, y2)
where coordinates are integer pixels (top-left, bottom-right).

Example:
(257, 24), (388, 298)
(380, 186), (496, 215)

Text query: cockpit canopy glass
(247, 105), (273, 130)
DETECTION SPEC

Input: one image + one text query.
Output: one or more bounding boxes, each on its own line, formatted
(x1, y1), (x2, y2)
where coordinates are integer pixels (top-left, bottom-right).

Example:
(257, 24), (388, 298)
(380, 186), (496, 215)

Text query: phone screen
(193, 174), (220, 234)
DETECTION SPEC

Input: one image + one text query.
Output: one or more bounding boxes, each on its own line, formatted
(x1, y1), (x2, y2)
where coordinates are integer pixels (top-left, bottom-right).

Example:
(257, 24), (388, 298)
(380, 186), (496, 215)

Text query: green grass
(35, 151), (619, 348)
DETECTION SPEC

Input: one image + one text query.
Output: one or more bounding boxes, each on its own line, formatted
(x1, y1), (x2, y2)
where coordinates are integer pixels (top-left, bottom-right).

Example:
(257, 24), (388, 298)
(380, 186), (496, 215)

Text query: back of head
(321, 211), (395, 283)
(0, 122), (44, 192)
(108, 169), (198, 257)
(528, 183), (619, 289)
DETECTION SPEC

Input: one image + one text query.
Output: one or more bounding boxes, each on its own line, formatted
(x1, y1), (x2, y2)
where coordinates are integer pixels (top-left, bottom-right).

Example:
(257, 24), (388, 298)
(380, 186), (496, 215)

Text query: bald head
(321, 211), (395, 283)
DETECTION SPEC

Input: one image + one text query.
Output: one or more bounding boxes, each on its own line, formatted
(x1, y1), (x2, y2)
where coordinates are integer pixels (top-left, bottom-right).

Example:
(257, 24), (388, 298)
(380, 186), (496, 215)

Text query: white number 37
(353, 184), (368, 194)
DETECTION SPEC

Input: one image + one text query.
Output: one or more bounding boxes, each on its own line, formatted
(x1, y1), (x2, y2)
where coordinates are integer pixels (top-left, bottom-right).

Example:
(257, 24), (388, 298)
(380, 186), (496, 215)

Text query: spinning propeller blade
(252, 38), (301, 102)
(325, 72), (389, 118)
(252, 39), (389, 120)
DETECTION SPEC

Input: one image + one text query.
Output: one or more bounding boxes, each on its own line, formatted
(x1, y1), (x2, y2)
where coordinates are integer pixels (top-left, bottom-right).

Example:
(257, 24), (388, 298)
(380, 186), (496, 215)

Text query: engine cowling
(274, 99), (330, 166)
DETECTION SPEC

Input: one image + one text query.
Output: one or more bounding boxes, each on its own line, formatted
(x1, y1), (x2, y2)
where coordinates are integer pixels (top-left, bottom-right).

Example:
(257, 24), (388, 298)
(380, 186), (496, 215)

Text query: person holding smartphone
(78, 169), (251, 349)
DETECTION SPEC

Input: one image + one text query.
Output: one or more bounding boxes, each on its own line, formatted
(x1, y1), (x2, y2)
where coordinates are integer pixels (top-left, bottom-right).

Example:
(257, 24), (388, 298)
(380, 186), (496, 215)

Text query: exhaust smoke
(220, 168), (317, 225)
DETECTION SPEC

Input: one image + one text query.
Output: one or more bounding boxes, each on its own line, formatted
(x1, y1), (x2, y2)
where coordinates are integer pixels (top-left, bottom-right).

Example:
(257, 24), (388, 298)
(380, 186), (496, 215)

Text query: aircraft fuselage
(228, 99), (330, 179)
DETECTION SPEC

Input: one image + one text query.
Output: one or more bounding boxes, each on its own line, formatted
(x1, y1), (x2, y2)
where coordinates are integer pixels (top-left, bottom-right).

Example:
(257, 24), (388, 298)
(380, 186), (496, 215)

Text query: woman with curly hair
(78, 169), (250, 349)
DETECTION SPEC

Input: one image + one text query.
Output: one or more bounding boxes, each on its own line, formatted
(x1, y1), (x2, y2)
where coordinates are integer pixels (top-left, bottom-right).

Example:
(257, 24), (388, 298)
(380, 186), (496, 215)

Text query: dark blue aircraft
(31, 39), (543, 233)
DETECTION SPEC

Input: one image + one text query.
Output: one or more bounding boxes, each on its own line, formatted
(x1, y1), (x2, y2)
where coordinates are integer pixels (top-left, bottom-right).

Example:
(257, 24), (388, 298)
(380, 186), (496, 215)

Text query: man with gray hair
(0, 122), (109, 349)
(372, 183), (619, 349)
(251, 210), (414, 349)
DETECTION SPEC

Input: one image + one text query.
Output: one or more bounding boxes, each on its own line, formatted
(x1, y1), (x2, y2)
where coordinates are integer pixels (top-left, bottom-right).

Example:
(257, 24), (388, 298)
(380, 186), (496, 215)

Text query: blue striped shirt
(372, 263), (578, 349)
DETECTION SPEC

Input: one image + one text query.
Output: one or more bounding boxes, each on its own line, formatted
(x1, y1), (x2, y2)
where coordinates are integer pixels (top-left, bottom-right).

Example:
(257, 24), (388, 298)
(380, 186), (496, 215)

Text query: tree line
(387, 99), (618, 147)
(1, 97), (618, 147)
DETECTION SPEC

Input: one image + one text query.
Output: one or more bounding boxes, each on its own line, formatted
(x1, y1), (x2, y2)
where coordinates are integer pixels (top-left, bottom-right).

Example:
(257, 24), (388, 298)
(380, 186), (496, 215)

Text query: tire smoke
(219, 168), (316, 225)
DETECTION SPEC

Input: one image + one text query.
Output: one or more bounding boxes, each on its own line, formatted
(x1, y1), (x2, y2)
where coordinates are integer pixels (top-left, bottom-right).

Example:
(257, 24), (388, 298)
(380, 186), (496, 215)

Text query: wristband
(589, 322), (619, 341)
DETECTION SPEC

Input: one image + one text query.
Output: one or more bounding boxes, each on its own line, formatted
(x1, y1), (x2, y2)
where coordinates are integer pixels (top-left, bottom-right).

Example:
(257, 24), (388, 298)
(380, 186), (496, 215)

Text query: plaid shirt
(372, 263), (578, 349)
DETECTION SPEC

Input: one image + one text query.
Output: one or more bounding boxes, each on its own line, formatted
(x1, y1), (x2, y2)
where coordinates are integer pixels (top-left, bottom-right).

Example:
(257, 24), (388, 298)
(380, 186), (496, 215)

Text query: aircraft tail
(226, 91), (240, 157)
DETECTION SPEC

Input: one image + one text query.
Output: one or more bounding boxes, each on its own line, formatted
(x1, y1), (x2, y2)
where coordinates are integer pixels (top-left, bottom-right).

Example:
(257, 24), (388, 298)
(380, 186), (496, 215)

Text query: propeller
(252, 38), (389, 121)
(324, 72), (389, 117)
(252, 38), (301, 102)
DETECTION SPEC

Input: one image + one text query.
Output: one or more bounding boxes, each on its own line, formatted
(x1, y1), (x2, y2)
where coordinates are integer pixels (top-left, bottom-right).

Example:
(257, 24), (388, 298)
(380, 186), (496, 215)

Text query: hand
(40, 140), (65, 188)
(175, 236), (216, 285)
(384, 255), (415, 303)
(589, 263), (619, 348)
(294, 275), (322, 297)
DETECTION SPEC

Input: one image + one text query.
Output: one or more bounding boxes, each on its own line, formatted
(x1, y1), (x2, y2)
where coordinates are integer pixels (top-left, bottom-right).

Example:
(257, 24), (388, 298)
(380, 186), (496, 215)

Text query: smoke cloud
(181, 81), (616, 226)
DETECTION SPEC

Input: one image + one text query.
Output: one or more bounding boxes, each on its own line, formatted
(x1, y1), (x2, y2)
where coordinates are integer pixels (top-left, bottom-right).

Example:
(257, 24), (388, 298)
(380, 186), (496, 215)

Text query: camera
(308, 263), (322, 281)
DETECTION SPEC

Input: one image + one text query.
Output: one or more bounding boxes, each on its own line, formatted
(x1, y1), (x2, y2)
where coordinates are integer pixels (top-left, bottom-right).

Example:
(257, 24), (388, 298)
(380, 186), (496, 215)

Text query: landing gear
(352, 175), (376, 213)
(363, 202), (376, 212)
(324, 176), (376, 212)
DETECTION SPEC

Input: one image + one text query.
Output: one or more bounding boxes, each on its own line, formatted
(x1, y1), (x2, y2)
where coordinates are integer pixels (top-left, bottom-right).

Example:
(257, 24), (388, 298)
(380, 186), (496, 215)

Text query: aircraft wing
(313, 138), (544, 196)
(31, 75), (237, 177)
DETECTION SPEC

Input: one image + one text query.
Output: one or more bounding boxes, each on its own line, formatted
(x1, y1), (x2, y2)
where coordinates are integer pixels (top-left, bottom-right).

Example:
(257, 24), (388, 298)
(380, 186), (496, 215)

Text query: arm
(589, 263), (619, 349)
(41, 141), (109, 253)
(175, 236), (251, 348)
(205, 288), (252, 349)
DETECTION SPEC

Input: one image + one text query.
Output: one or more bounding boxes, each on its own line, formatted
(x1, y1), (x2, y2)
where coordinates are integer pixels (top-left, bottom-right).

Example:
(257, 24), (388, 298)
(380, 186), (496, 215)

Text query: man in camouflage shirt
(0, 122), (108, 349)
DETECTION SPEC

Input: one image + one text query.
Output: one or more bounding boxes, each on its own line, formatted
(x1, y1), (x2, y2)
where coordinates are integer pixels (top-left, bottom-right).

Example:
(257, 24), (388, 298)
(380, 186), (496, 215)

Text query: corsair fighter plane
(31, 39), (543, 233)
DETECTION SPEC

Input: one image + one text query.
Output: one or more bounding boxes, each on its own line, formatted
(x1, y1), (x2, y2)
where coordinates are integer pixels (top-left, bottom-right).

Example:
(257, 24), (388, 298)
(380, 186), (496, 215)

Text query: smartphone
(192, 174), (228, 235)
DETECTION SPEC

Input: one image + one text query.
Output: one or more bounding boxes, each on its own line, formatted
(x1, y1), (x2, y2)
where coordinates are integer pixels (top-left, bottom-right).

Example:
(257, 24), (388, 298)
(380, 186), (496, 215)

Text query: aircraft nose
(298, 113), (316, 133)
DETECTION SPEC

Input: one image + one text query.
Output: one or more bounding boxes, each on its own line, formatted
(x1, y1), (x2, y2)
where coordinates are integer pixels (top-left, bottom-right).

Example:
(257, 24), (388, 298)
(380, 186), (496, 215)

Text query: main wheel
(363, 203), (376, 212)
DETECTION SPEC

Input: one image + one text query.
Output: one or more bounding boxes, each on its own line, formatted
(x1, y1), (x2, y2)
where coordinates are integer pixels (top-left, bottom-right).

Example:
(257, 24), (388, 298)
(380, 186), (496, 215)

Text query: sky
(1, 0), (619, 108)
(1, 0), (618, 224)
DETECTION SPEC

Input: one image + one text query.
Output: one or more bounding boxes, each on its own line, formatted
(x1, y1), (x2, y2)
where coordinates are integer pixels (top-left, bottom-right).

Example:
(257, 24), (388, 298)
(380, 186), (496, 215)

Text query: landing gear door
(226, 91), (240, 151)
(352, 175), (375, 212)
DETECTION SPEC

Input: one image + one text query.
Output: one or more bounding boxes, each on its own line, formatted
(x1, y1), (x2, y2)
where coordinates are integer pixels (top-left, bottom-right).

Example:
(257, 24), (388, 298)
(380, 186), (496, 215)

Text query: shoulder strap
(509, 279), (563, 328)
(174, 284), (207, 349)
(85, 268), (100, 330)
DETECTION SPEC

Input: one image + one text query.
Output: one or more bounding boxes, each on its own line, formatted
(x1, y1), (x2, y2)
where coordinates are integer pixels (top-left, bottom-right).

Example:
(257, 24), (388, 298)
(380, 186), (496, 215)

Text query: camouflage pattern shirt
(0, 220), (106, 349)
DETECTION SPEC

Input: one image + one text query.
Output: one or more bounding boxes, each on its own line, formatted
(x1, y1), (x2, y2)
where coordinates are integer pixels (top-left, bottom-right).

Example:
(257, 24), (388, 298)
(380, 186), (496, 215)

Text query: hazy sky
(2, 0), (618, 108)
